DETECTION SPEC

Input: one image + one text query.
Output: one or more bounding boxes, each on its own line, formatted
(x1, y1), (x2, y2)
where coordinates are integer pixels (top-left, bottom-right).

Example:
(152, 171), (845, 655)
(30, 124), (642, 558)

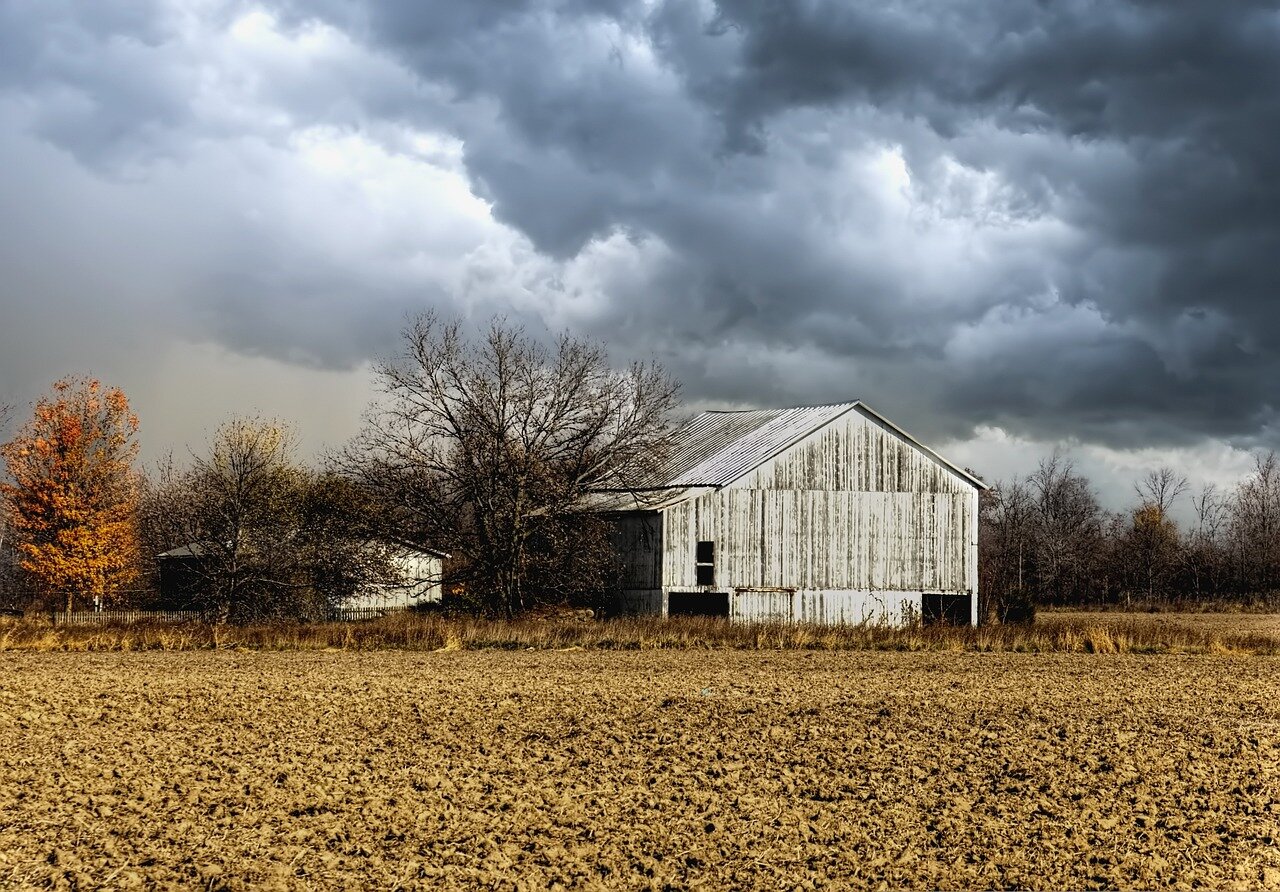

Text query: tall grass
(1, 612), (1277, 655)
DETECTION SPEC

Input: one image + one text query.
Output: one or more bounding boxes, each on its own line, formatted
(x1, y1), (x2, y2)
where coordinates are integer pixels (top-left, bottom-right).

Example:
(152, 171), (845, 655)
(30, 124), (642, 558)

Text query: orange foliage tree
(0, 378), (142, 612)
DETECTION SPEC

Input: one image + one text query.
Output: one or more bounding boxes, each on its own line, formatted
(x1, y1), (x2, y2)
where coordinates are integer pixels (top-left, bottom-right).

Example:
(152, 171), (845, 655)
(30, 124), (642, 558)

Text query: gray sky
(2, 0), (1277, 514)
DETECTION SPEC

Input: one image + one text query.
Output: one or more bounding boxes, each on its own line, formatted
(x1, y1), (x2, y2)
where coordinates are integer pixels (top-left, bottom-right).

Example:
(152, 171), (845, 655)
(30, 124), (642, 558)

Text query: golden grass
(2, 611), (1278, 655)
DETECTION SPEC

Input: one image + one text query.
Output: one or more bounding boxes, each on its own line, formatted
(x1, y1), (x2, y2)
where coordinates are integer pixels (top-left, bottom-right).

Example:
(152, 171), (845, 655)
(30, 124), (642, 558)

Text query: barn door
(922, 593), (972, 626)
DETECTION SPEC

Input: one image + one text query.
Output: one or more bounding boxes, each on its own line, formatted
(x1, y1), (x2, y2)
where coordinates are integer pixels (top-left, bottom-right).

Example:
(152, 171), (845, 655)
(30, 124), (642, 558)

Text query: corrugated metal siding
(606, 589), (664, 615)
(793, 591), (920, 626)
(348, 553), (443, 609)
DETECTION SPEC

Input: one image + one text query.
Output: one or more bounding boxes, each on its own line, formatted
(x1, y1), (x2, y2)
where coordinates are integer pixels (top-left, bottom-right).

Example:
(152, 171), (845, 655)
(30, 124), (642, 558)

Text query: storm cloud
(2, 0), (1278, 496)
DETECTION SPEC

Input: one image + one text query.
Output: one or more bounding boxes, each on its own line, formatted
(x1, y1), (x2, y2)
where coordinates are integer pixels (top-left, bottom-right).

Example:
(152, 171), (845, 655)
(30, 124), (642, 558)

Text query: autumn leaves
(0, 378), (142, 613)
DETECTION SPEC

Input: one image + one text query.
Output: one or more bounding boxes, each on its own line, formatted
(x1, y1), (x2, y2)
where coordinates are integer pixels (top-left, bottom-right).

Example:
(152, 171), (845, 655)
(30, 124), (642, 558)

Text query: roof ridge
(700, 399), (860, 415)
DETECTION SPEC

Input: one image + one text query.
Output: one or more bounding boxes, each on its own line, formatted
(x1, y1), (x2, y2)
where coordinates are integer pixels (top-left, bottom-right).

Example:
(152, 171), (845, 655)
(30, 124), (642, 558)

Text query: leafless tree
(1231, 451), (1280, 593)
(1184, 483), (1230, 598)
(1135, 467), (1188, 515)
(1027, 453), (1105, 605)
(978, 477), (1036, 621)
(0, 403), (28, 610)
(140, 418), (402, 623)
(1110, 467), (1186, 603)
(338, 313), (680, 617)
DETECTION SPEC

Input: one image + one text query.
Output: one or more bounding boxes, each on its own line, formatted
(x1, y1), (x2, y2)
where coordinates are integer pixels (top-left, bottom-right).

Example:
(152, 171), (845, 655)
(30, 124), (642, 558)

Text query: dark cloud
(1, 0), (1279, 459)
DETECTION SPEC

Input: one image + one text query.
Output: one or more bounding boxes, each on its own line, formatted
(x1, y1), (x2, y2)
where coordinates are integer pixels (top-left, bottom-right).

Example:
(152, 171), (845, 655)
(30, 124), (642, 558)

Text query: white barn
(595, 402), (986, 627)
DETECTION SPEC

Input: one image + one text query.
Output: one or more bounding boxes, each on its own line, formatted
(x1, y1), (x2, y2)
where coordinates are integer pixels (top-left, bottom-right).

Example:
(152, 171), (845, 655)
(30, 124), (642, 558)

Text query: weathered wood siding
(736, 408), (972, 494)
(608, 512), (663, 591)
(348, 552), (443, 610)
(662, 407), (976, 597)
(715, 590), (918, 625)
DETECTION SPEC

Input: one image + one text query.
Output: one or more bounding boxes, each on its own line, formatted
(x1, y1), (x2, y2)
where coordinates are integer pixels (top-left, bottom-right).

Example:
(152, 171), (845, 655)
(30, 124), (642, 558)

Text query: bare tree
(1112, 467), (1186, 603)
(140, 418), (401, 623)
(1231, 451), (1280, 593)
(0, 403), (17, 610)
(339, 313), (680, 617)
(1027, 453), (1105, 605)
(1184, 483), (1230, 598)
(978, 477), (1036, 621)
(1135, 467), (1188, 516)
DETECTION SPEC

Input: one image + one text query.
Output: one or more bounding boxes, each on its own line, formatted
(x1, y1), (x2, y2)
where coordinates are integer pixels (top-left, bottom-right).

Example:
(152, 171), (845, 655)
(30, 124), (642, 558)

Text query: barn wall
(603, 512), (664, 615)
(606, 589), (664, 615)
(718, 590), (920, 625)
(662, 489), (973, 593)
(660, 407), (977, 610)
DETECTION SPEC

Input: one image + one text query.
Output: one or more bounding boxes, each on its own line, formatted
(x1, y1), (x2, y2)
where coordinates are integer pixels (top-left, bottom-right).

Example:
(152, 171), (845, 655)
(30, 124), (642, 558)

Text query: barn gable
(599, 401), (983, 506)
(731, 404), (982, 495)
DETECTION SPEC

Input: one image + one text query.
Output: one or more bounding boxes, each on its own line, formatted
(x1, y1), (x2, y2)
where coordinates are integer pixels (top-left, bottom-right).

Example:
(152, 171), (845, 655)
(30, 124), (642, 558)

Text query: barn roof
(662, 402), (860, 486)
(592, 400), (985, 508)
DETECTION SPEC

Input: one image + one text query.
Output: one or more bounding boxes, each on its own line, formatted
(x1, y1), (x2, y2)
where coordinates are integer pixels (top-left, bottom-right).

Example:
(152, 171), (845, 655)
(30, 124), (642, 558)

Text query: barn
(595, 401), (986, 626)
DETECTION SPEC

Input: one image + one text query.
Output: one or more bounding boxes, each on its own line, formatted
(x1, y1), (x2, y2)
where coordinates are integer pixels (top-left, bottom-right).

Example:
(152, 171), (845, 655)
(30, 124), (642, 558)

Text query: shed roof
(157, 540), (451, 560)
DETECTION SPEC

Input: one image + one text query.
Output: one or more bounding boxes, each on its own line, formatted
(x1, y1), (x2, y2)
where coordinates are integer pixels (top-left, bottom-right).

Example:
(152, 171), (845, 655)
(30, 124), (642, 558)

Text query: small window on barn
(695, 541), (715, 586)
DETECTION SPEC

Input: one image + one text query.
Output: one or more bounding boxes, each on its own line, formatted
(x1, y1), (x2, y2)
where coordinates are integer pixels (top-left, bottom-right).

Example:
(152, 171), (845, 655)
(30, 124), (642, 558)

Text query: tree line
(980, 454), (1280, 618)
(0, 314), (678, 622)
(6, 313), (1280, 624)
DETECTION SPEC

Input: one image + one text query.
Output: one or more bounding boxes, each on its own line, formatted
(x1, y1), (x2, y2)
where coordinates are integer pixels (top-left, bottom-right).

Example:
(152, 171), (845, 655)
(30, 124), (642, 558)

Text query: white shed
(345, 546), (448, 611)
(594, 401), (987, 627)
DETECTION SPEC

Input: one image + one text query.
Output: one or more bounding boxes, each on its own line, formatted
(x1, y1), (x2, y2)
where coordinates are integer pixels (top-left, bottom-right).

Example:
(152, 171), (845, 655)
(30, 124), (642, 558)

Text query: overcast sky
(2, 0), (1278, 513)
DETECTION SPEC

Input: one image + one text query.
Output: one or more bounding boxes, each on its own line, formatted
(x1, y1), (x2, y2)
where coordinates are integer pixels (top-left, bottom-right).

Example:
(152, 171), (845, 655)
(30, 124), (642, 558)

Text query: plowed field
(3, 650), (1279, 890)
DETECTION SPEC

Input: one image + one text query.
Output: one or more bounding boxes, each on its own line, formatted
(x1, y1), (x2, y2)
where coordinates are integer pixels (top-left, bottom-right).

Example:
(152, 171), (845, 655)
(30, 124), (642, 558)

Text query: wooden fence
(52, 610), (203, 626)
(328, 606), (409, 622)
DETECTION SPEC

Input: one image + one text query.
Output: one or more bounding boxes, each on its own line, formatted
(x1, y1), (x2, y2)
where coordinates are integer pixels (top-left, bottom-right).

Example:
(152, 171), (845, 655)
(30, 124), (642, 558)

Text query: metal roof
(588, 400), (986, 511)
(579, 487), (715, 513)
(662, 402), (860, 486)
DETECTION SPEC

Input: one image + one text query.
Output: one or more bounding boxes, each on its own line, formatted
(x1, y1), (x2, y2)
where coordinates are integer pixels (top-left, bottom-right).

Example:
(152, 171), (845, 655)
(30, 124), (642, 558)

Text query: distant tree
(0, 378), (141, 613)
(1027, 454), (1104, 605)
(140, 418), (402, 623)
(1124, 503), (1181, 603)
(1230, 452), (1280, 593)
(1136, 467), (1188, 517)
(1117, 467), (1188, 603)
(339, 313), (680, 617)
(978, 477), (1036, 622)
(1184, 483), (1230, 598)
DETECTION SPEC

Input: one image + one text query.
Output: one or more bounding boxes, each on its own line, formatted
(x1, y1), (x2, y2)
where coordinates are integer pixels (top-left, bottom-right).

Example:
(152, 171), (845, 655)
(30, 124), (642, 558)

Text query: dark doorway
(922, 593), (971, 626)
(668, 591), (729, 617)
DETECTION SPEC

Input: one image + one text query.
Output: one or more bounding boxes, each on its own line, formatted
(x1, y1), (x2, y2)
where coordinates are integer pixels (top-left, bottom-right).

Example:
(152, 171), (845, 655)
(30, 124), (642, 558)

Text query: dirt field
(1054, 610), (1280, 638)
(3, 650), (1279, 890)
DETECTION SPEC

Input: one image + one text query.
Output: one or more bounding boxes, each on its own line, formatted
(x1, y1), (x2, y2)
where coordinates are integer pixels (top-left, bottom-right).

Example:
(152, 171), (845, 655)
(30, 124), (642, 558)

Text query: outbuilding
(594, 401), (986, 626)
(154, 542), (447, 613)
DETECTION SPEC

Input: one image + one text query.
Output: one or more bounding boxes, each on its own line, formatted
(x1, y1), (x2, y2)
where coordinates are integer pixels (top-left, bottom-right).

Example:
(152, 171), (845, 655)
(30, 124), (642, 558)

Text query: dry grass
(2, 610), (1278, 655)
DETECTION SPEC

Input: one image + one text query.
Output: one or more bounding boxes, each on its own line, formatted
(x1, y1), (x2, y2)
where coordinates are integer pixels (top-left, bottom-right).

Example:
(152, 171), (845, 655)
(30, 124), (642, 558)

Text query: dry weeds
(3, 611), (1280, 655)
(2, 649), (1279, 890)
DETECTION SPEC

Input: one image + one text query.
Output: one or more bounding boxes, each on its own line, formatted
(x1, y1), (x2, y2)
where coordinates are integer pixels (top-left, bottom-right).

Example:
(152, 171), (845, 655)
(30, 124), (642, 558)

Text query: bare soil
(2, 650), (1279, 890)
(1055, 610), (1280, 637)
